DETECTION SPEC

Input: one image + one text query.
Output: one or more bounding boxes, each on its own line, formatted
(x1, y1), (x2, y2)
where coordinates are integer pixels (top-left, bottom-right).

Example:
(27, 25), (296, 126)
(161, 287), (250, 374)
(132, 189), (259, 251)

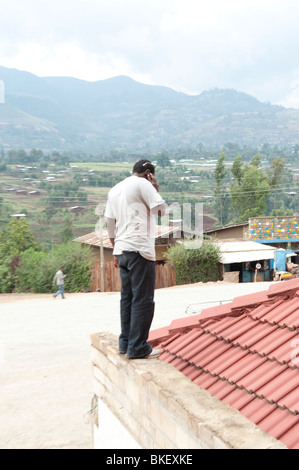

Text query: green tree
(0, 230), (15, 292)
(231, 164), (270, 221)
(15, 248), (47, 293)
(214, 153), (227, 226)
(61, 217), (74, 243)
(268, 156), (285, 211)
(156, 151), (171, 168)
(231, 155), (244, 185)
(16, 242), (92, 293)
(230, 155), (244, 220)
(51, 242), (92, 292)
(29, 148), (44, 162)
(251, 153), (262, 167)
(6, 218), (37, 255)
(0, 218), (38, 292)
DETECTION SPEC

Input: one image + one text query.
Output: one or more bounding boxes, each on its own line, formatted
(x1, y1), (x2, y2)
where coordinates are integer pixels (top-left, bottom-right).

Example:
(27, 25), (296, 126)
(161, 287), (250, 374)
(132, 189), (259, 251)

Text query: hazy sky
(1, 0), (299, 108)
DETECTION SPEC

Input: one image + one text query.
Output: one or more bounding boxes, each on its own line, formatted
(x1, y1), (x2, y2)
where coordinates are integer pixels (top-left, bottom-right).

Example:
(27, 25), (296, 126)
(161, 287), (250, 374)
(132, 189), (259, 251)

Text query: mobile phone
(145, 170), (151, 180)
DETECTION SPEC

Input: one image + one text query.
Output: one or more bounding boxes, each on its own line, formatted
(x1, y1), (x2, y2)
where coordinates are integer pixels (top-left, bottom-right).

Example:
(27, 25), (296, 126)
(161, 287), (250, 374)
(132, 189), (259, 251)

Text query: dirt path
(0, 292), (120, 449)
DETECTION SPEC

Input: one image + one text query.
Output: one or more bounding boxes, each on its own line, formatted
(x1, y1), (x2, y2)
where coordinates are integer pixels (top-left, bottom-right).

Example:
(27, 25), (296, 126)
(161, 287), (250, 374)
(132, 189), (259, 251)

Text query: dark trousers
(117, 251), (156, 358)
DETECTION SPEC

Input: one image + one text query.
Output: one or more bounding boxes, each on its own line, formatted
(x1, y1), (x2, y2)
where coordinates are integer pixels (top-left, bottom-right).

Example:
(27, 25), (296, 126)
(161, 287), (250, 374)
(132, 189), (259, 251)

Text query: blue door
(242, 263), (252, 282)
(275, 250), (286, 271)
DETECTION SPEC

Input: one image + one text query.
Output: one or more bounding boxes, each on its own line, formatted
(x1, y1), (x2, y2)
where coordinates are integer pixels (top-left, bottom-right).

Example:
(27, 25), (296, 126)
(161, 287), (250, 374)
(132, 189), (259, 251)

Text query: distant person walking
(53, 267), (66, 299)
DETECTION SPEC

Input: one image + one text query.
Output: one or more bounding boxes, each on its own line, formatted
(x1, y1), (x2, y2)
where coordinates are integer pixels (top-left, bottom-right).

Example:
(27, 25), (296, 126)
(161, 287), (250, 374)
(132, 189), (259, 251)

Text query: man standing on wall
(105, 159), (168, 359)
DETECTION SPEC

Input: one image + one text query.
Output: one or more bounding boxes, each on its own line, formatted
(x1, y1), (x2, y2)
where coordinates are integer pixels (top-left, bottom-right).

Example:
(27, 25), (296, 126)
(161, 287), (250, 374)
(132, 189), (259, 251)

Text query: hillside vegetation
(0, 145), (298, 247)
(1, 66), (299, 151)
(0, 145), (298, 293)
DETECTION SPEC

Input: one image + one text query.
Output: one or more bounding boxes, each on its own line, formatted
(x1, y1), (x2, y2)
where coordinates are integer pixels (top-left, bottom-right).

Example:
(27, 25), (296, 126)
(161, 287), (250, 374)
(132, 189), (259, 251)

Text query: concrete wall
(90, 332), (286, 450)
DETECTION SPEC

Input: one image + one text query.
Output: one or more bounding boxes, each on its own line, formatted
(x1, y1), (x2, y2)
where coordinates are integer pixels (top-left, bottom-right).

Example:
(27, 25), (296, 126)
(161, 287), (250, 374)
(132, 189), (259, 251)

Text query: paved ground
(0, 281), (274, 449)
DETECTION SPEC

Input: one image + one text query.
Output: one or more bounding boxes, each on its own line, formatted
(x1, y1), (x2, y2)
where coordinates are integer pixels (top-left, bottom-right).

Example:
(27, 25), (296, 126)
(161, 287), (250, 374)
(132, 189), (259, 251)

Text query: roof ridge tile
(258, 297), (299, 328)
(268, 278), (299, 297)
(247, 298), (285, 321)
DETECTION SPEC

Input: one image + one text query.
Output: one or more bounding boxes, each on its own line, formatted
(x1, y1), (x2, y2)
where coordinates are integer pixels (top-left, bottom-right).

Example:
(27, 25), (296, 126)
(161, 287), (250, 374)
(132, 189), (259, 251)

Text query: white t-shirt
(105, 175), (166, 261)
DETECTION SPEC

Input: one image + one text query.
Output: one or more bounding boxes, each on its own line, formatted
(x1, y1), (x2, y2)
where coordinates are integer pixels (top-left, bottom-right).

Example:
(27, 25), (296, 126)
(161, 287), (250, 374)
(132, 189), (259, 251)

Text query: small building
(206, 217), (299, 253)
(216, 239), (278, 283)
(205, 222), (249, 241)
(10, 213), (27, 219)
(69, 206), (85, 214)
(74, 225), (179, 292)
(246, 216), (299, 252)
(28, 190), (40, 196)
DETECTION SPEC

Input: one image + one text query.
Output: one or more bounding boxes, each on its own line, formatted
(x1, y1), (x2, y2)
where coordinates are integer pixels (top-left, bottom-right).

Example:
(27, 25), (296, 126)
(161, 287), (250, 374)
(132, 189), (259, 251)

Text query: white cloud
(278, 78), (299, 109)
(0, 40), (154, 86)
(0, 0), (299, 107)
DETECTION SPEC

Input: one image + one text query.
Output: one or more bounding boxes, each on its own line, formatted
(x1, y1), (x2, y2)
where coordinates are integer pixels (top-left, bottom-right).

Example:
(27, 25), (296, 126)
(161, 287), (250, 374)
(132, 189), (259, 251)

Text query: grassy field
(0, 161), (217, 246)
(70, 161), (132, 172)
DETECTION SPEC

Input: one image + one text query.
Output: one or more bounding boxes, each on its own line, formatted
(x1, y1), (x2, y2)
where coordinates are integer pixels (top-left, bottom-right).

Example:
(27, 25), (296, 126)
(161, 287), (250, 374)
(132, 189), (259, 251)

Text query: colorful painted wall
(246, 217), (299, 243)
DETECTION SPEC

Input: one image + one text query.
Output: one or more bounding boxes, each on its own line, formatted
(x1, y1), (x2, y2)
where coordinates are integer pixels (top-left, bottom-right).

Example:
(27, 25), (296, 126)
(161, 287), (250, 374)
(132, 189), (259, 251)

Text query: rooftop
(148, 278), (299, 449)
(73, 225), (177, 249)
(215, 239), (278, 264)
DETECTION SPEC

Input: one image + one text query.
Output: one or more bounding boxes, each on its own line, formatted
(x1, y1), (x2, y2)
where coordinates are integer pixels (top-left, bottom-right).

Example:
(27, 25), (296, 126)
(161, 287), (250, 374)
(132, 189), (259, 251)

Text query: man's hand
(147, 172), (159, 192)
(113, 256), (119, 268)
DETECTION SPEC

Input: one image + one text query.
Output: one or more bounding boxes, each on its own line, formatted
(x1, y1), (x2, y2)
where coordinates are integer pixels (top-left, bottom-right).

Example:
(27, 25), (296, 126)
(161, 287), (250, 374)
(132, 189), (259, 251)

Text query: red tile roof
(148, 278), (299, 449)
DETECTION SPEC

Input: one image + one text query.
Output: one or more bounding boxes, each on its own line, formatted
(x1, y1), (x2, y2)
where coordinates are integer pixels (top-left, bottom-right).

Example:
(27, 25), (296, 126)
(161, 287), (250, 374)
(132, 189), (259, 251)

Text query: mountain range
(1, 65), (299, 153)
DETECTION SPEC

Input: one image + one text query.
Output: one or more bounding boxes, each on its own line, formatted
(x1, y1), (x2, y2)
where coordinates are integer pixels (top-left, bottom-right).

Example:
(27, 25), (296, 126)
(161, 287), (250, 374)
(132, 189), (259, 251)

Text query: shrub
(0, 255), (17, 293)
(48, 241), (92, 293)
(15, 242), (92, 293)
(165, 240), (222, 285)
(15, 248), (49, 293)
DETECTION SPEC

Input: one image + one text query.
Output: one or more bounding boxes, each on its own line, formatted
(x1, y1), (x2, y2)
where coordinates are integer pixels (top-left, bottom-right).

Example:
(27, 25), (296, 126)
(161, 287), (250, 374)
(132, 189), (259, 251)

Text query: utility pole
(95, 202), (106, 292)
(99, 209), (105, 292)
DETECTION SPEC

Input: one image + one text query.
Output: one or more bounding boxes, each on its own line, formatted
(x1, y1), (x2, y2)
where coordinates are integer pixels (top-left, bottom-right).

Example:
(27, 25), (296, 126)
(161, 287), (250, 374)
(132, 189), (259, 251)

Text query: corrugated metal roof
(217, 240), (277, 264)
(221, 250), (276, 263)
(74, 225), (176, 249)
(148, 278), (299, 449)
(205, 222), (248, 233)
(217, 240), (278, 252)
(74, 230), (113, 249)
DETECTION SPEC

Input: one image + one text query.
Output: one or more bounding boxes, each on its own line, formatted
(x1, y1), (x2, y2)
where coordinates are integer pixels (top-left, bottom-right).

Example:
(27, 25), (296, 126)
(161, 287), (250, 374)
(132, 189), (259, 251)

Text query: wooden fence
(91, 260), (176, 292)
